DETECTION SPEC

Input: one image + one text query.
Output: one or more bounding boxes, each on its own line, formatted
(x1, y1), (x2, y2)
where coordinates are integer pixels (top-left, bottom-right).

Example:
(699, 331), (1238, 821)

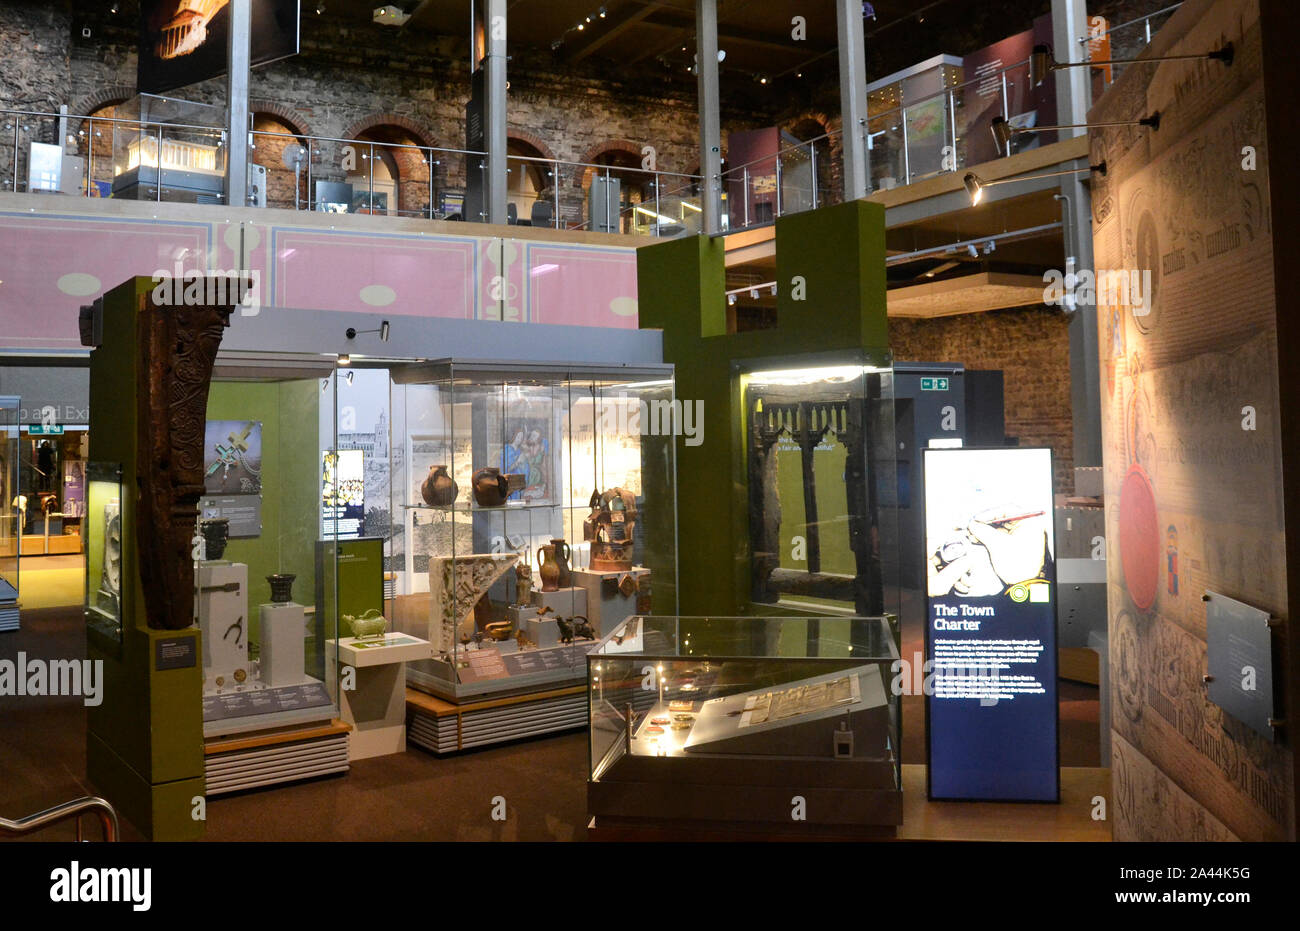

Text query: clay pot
(421, 464), (457, 507)
(200, 518), (230, 561)
(537, 538), (572, 592)
(266, 573), (296, 604)
(471, 466), (526, 507)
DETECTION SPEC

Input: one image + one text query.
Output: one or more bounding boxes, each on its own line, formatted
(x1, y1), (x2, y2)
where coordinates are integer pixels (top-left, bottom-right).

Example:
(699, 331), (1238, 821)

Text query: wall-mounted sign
(1205, 591), (1277, 740)
(923, 446), (1059, 801)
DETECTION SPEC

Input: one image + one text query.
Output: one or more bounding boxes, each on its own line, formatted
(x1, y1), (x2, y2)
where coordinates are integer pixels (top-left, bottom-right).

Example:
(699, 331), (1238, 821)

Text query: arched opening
(346, 124), (433, 217)
(252, 112), (309, 209)
(583, 147), (650, 234)
(77, 100), (129, 197)
(506, 138), (556, 227)
(785, 117), (835, 211)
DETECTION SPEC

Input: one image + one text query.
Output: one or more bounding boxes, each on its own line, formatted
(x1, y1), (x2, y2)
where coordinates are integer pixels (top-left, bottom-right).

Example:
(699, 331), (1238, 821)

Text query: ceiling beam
(564, 1), (674, 63)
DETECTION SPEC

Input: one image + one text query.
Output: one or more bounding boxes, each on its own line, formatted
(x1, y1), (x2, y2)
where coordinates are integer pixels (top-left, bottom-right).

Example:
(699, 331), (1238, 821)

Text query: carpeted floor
(0, 603), (1100, 842)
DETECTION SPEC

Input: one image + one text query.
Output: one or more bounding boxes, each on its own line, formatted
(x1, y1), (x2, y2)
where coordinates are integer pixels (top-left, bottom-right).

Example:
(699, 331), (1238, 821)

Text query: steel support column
(1053, 0), (1101, 469)
(836, 0), (869, 201)
(225, 0), (251, 209)
(696, 0), (722, 234)
(484, 0), (508, 225)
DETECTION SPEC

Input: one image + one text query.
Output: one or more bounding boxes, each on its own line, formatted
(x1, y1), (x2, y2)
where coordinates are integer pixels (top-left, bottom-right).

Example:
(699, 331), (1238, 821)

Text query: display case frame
(0, 395), (20, 630)
(389, 359), (678, 703)
(587, 614), (903, 833)
(83, 461), (124, 650)
(195, 352), (344, 738)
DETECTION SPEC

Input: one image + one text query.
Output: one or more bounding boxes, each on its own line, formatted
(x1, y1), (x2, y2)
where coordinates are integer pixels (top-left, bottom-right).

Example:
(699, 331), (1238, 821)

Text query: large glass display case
(195, 355), (342, 736)
(0, 396), (19, 630)
(389, 360), (678, 701)
(588, 614), (902, 831)
(740, 359), (899, 619)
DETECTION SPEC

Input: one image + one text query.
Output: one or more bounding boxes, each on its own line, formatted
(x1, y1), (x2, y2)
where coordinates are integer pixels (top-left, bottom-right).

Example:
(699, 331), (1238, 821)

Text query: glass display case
(588, 614), (902, 832)
(83, 462), (124, 648)
(110, 94), (226, 203)
(740, 359), (899, 619)
(0, 396), (19, 631)
(195, 355), (342, 736)
(389, 360), (678, 701)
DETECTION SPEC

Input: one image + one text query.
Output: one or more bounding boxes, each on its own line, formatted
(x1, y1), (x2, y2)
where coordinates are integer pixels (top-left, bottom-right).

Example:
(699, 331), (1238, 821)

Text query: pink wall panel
(272, 228), (477, 318)
(0, 212), (210, 348)
(0, 202), (642, 351)
(527, 244), (638, 328)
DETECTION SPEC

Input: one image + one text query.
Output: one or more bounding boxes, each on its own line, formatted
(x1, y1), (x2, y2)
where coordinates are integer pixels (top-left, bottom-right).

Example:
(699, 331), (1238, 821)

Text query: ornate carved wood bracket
(136, 287), (236, 630)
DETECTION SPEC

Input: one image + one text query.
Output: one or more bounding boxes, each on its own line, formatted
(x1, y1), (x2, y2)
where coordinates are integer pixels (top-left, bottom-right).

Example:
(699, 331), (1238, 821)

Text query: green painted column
(85, 277), (206, 841)
(638, 200), (890, 617)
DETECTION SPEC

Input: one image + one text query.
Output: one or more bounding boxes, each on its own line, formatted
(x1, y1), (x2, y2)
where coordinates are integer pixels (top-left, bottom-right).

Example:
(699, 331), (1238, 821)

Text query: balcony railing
(0, 6), (1176, 240)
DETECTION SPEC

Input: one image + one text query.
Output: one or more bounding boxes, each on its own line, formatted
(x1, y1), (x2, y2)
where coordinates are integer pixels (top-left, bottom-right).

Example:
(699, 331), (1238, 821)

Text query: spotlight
(1028, 41), (1233, 87)
(599, 6), (607, 17)
(338, 354), (351, 365)
(770, 284), (777, 296)
(749, 289), (759, 300)
(315, 2), (325, 14)
(718, 50), (726, 62)
(966, 244), (979, 258)
(578, 22), (584, 30)
(992, 113), (1158, 152)
(963, 163), (1107, 207)
(110, 2), (120, 13)
(983, 240), (996, 255)
(862, 2), (876, 20)
(728, 293), (737, 305)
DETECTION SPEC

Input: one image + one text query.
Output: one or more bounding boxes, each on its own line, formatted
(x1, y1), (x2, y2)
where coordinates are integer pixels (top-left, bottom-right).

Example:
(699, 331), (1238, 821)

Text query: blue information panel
(923, 447), (1059, 801)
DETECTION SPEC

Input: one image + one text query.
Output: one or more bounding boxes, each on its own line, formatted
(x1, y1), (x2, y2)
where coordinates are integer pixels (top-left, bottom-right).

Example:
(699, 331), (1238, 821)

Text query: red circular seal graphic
(1118, 464), (1159, 612)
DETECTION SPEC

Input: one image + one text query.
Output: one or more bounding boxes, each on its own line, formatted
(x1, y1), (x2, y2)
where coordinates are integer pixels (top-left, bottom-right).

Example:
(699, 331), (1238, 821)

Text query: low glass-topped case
(195, 354), (341, 736)
(1, 396), (19, 629)
(389, 360), (678, 701)
(740, 359), (899, 618)
(83, 462), (124, 646)
(588, 615), (902, 832)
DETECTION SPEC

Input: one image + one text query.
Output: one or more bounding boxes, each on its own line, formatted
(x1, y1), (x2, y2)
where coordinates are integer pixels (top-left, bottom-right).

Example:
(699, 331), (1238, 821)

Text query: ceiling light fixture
(1029, 41), (1233, 87)
(963, 161), (1107, 207)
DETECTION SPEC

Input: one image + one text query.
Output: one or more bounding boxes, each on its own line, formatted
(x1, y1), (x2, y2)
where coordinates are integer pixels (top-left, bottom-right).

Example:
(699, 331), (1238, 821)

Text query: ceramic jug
(421, 464), (457, 507)
(471, 466), (525, 507)
(536, 538), (571, 591)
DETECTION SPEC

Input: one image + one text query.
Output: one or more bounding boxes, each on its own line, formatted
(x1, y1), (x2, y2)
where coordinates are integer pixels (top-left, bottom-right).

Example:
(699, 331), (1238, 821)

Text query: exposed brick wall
(889, 306), (1075, 492)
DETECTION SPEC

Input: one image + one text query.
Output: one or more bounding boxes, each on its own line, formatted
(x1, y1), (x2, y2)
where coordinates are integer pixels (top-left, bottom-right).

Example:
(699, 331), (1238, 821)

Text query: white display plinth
(572, 567), (649, 638)
(328, 634), (432, 760)
(259, 601), (306, 688)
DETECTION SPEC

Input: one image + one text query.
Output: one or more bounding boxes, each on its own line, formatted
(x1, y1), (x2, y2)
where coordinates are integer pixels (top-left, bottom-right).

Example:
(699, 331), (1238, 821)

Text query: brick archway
(508, 130), (558, 166)
(71, 84), (135, 119)
(341, 112), (439, 150)
(251, 99), (313, 138)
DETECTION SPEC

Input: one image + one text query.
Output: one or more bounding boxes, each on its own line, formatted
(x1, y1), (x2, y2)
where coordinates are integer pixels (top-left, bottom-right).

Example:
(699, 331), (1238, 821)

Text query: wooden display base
(588, 766), (1112, 842)
(203, 719), (351, 796)
(406, 686), (587, 754)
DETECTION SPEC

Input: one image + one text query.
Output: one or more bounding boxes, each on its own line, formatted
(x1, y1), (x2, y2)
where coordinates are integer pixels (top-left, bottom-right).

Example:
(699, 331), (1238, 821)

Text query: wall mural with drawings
(1091, 0), (1292, 841)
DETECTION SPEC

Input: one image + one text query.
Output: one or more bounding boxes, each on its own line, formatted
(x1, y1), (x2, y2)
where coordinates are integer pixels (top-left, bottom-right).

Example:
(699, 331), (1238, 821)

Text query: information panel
(923, 447), (1058, 801)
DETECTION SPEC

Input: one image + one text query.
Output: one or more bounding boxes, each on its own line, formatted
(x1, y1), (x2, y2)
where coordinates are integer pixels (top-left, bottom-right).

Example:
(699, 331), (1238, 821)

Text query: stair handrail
(0, 795), (119, 842)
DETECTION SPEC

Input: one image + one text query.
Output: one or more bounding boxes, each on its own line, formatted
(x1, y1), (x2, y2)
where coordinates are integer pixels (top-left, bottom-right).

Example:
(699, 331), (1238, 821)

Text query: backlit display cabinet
(587, 614), (902, 833)
(0, 396), (19, 630)
(740, 359), (899, 620)
(83, 462), (124, 647)
(389, 360), (678, 702)
(195, 354), (342, 737)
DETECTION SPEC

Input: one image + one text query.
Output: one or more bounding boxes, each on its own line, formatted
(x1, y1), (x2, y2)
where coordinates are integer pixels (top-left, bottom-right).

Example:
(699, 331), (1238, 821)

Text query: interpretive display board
(923, 446), (1058, 801)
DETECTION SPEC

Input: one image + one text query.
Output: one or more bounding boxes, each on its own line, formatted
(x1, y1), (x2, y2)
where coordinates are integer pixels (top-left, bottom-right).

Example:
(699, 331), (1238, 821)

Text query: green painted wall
(206, 379), (320, 644)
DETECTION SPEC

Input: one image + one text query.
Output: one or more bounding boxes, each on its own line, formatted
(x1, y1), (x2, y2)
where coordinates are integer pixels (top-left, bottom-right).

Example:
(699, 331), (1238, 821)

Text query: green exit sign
(920, 377), (950, 391)
(29, 424), (64, 435)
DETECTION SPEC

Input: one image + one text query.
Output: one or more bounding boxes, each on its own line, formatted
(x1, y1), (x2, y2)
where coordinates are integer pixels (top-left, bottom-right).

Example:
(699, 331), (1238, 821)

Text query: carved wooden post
(137, 290), (233, 629)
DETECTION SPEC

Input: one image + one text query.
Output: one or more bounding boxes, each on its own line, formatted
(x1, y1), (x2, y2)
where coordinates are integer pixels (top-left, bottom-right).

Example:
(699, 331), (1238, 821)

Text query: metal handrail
(1078, 3), (1182, 43)
(1, 795), (120, 841)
